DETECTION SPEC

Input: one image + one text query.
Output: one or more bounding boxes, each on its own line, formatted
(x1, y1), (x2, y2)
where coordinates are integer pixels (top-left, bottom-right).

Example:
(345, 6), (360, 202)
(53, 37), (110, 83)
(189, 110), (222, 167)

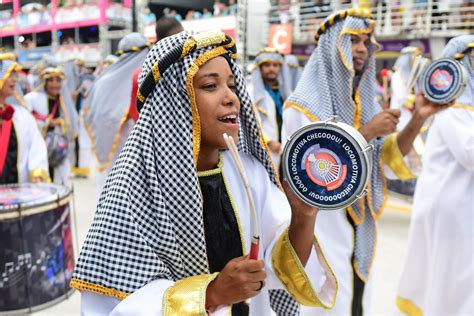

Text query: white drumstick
(223, 133), (260, 259)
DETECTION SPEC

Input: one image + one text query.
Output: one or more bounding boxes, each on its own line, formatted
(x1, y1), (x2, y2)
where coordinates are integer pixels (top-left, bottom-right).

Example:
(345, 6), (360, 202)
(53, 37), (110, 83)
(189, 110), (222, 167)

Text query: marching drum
(0, 183), (75, 313)
(282, 119), (373, 211)
(422, 58), (468, 104)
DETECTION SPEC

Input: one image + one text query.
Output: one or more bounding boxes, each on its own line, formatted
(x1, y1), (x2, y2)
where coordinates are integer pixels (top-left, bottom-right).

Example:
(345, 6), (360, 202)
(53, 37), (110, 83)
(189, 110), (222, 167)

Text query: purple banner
(377, 38), (431, 54)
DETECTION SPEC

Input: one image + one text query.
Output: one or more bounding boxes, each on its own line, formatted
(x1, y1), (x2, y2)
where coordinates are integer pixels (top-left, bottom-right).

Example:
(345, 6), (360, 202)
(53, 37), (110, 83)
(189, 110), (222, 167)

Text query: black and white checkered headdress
(71, 30), (278, 299)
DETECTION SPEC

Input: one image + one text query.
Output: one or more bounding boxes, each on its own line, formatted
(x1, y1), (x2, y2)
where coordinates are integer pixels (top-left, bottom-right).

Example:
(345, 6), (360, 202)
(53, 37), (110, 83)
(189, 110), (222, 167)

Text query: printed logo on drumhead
(302, 145), (347, 191)
(429, 69), (453, 92)
(423, 59), (463, 103)
(284, 128), (365, 208)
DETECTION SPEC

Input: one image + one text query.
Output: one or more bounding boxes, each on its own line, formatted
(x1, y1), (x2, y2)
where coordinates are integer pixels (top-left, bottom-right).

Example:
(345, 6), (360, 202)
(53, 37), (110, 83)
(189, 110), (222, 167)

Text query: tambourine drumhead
(0, 183), (71, 213)
(422, 58), (467, 104)
(282, 121), (372, 210)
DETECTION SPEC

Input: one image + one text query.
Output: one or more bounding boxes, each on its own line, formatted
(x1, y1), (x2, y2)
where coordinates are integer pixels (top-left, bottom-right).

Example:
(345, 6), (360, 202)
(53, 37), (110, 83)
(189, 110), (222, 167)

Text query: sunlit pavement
(31, 175), (412, 316)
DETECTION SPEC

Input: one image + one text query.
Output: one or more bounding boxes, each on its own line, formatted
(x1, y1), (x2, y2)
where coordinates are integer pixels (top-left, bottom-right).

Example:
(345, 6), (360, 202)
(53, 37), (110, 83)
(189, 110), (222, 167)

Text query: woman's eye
(229, 84), (237, 92)
(203, 84), (216, 90)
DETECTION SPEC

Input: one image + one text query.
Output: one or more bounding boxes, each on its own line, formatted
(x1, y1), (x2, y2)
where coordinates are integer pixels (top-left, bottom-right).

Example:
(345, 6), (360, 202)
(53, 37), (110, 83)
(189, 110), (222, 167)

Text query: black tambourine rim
(282, 121), (372, 210)
(422, 58), (467, 104)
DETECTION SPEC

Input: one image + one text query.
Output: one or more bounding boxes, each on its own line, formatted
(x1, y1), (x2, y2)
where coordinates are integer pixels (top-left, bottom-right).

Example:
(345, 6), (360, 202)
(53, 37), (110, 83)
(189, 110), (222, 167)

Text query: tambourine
(282, 118), (373, 211)
(422, 58), (467, 104)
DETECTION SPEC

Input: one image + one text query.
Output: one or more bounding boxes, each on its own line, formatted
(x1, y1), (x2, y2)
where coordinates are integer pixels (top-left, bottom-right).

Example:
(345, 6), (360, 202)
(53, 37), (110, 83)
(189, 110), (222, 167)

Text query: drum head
(422, 58), (467, 104)
(282, 121), (372, 210)
(0, 183), (70, 212)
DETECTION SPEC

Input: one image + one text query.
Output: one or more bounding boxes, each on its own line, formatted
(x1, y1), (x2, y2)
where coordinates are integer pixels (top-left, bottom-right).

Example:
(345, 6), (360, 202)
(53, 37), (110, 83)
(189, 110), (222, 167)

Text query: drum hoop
(422, 58), (468, 103)
(282, 120), (372, 210)
(0, 194), (72, 220)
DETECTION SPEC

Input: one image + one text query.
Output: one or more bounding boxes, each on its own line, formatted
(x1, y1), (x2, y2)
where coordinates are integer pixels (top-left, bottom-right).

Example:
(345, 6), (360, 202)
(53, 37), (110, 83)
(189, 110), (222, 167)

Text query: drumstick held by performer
(0, 59), (49, 184)
(282, 8), (452, 315)
(70, 30), (338, 315)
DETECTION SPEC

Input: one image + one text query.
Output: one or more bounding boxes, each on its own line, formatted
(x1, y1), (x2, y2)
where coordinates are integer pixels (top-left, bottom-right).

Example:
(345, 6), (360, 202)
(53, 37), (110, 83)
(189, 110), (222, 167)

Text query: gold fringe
(70, 278), (130, 301)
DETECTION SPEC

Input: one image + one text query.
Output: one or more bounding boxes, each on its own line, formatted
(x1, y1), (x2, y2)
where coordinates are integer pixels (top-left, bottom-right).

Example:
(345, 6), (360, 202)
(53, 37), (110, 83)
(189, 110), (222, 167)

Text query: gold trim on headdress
(74, 58), (85, 66)
(400, 46), (422, 55)
(256, 47), (284, 57)
(0, 62), (22, 90)
(314, 8), (373, 45)
(41, 67), (66, 80)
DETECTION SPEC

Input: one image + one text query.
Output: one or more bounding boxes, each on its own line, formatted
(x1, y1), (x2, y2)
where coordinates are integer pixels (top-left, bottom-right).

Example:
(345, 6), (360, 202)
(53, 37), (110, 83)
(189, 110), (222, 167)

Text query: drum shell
(422, 58), (468, 104)
(282, 121), (372, 210)
(0, 184), (74, 313)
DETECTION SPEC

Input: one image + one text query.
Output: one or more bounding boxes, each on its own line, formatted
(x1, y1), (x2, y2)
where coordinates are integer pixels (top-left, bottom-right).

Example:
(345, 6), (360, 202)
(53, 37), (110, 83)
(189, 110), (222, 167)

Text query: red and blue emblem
(423, 58), (466, 104)
(302, 145), (347, 191)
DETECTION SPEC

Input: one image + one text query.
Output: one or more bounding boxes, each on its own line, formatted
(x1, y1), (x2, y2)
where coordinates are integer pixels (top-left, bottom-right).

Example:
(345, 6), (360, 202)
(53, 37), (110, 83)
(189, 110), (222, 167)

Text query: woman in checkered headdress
(282, 8), (451, 315)
(70, 30), (339, 315)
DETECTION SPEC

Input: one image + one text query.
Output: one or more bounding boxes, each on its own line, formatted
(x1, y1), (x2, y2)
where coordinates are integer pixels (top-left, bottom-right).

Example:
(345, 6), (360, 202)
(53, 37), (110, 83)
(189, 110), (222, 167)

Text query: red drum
(0, 183), (75, 313)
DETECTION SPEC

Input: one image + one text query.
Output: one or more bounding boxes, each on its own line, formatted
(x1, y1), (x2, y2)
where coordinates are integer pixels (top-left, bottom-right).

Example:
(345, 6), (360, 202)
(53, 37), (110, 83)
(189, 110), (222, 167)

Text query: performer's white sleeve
(81, 278), (230, 316)
(438, 108), (474, 171)
(255, 159), (337, 308)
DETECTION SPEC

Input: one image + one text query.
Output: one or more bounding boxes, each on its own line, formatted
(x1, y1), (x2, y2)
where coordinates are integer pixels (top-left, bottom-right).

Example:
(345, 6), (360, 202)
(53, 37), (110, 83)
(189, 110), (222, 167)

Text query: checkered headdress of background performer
(443, 35), (474, 107)
(84, 33), (151, 172)
(71, 30), (301, 312)
(285, 8), (385, 281)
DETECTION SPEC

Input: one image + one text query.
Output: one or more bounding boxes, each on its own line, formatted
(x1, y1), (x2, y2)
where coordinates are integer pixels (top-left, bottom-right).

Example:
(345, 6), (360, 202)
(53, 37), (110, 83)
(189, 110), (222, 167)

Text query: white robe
(80, 150), (337, 315)
(397, 107), (474, 315)
(24, 91), (72, 186)
(282, 108), (378, 315)
(10, 105), (49, 183)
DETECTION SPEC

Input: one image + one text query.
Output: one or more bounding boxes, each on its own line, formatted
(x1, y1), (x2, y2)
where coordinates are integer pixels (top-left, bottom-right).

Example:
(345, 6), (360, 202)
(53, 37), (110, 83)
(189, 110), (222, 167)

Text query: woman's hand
(413, 93), (452, 122)
(206, 255), (266, 307)
(49, 118), (62, 127)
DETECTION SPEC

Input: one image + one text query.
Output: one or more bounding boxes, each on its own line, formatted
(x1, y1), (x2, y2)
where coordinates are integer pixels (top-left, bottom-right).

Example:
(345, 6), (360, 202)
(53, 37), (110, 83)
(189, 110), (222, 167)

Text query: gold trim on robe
(381, 133), (415, 180)
(272, 228), (338, 308)
(162, 273), (220, 315)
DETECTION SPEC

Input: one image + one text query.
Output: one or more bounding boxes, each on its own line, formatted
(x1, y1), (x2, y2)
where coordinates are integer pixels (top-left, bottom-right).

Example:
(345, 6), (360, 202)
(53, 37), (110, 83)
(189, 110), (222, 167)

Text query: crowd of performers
(0, 9), (472, 316)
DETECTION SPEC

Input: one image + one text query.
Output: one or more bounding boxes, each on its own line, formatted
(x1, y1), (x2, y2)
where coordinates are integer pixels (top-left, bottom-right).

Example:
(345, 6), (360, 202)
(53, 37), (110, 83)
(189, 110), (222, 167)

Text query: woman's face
(45, 76), (62, 97)
(193, 56), (240, 151)
(1, 71), (18, 98)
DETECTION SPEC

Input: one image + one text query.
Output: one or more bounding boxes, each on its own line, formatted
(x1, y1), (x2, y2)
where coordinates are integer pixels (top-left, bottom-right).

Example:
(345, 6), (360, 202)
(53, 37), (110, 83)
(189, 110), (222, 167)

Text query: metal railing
(268, 0), (474, 44)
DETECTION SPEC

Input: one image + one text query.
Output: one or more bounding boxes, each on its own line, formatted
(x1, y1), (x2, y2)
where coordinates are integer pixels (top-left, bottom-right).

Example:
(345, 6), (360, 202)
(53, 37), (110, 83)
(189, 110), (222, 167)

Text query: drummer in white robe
(282, 8), (451, 315)
(0, 59), (49, 183)
(71, 30), (338, 315)
(25, 67), (79, 186)
(397, 35), (474, 316)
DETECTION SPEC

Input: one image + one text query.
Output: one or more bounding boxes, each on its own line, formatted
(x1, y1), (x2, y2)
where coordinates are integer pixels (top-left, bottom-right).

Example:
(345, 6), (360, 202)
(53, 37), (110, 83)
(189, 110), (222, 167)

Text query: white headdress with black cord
(285, 8), (384, 281)
(71, 30), (299, 314)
